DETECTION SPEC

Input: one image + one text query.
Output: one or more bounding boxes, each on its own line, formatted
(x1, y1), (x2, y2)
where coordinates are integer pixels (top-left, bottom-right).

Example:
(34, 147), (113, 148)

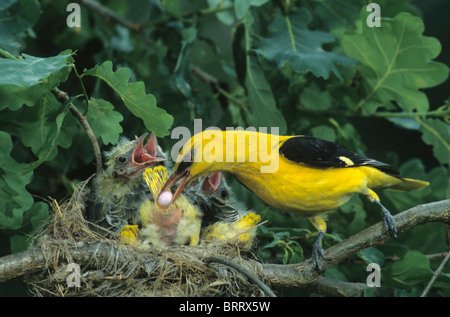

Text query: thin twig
(0, 48), (21, 60)
(53, 88), (103, 175)
(297, 107), (450, 119)
(204, 256), (277, 297)
(76, 0), (139, 32)
(421, 251), (450, 297)
(72, 65), (90, 115)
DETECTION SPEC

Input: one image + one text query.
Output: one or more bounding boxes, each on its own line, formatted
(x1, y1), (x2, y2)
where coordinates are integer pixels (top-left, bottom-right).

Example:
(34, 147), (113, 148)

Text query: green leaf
(309, 0), (362, 29)
(310, 0), (417, 31)
(0, 52), (73, 87)
(9, 202), (48, 252)
(310, 125), (336, 142)
(324, 266), (349, 282)
(174, 27), (197, 98)
(359, 247), (385, 266)
(244, 12), (287, 133)
(300, 83), (332, 111)
(84, 61), (173, 137)
(234, 0), (269, 19)
(207, 0), (234, 25)
(254, 8), (357, 80)
(0, 132), (34, 230)
(161, 0), (181, 19)
(0, 0), (41, 54)
(87, 98), (123, 145)
(389, 250), (433, 286)
(282, 241), (303, 264)
(234, 0), (250, 20)
(14, 92), (71, 173)
(0, 52), (72, 111)
(418, 118), (450, 166)
(341, 12), (449, 113)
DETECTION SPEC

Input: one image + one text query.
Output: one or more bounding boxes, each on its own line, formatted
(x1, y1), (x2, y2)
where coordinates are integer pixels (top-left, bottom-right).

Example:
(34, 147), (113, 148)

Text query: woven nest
(24, 185), (270, 297)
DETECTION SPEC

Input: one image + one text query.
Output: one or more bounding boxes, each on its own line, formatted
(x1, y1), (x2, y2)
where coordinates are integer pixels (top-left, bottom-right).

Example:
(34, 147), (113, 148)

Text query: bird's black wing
(279, 136), (400, 176)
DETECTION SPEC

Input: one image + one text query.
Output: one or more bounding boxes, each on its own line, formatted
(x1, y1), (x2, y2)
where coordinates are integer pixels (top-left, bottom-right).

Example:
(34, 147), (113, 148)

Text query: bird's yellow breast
(233, 157), (399, 217)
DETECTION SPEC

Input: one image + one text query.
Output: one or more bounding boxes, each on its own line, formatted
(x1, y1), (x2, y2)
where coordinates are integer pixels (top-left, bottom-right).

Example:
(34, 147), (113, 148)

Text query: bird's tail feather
(388, 177), (429, 192)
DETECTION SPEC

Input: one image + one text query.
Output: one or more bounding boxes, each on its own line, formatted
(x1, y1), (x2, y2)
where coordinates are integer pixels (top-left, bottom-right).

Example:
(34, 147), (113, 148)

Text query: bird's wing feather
(279, 136), (400, 176)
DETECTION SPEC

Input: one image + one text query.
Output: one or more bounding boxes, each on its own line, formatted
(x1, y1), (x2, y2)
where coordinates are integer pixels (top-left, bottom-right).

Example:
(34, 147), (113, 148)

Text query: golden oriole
(85, 132), (165, 243)
(139, 165), (202, 247)
(157, 130), (429, 270)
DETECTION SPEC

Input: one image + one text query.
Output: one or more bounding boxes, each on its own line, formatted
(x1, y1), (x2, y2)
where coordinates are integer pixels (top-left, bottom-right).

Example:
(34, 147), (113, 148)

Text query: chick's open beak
(131, 133), (164, 167)
(122, 133), (164, 179)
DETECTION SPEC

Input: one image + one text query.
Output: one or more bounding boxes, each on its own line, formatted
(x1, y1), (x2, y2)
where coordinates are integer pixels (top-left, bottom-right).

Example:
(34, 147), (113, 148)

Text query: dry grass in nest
(24, 185), (270, 297)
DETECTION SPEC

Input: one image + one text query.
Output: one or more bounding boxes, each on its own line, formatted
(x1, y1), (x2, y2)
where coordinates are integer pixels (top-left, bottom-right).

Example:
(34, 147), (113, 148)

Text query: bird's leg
(375, 200), (398, 239)
(366, 189), (398, 239)
(312, 231), (328, 272)
(307, 216), (330, 272)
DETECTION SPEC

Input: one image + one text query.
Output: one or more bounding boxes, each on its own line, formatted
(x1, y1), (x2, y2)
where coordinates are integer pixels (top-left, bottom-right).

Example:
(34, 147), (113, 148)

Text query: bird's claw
(312, 231), (330, 272)
(381, 207), (397, 239)
(312, 245), (329, 272)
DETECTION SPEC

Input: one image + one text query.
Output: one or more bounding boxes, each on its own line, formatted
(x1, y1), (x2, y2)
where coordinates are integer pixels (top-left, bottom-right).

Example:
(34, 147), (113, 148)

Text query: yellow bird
(156, 130), (429, 270)
(139, 165), (202, 247)
(85, 132), (165, 243)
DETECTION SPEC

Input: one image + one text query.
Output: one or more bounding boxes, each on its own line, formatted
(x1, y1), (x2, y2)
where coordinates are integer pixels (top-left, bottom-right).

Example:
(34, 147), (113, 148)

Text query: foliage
(0, 0), (449, 297)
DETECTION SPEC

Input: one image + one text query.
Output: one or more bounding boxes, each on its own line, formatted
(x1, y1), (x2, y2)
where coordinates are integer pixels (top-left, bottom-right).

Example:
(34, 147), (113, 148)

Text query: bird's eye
(175, 150), (194, 174)
(117, 156), (127, 163)
(175, 160), (192, 175)
(220, 190), (229, 199)
(182, 151), (192, 163)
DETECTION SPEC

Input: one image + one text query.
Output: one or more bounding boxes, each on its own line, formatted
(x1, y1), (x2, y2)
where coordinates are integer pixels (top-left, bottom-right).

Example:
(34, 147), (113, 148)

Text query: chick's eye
(220, 190), (228, 199)
(117, 156), (127, 163)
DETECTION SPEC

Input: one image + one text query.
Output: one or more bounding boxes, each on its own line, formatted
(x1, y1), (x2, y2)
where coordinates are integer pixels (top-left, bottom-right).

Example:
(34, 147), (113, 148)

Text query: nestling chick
(201, 212), (261, 249)
(139, 165), (202, 247)
(194, 172), (261, 249)
(84, 133), (165, 242)
(186, 172), (240, 226)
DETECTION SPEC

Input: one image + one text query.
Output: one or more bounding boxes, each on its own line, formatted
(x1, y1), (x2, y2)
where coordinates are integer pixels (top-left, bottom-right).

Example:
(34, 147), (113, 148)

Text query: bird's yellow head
(105, 132), (165, 179)
(157, 129), (280, 209)
(156, 131), (218, 209)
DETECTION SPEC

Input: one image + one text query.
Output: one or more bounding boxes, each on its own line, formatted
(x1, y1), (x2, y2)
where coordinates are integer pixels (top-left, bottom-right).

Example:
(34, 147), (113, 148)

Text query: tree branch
(421, 251), (450, 297)
(76, 0), (140, 32)
(1, 200), (448, 296)
(262, 199), (450, 290)
(204, 256), (277, 297)
(53, 89), (103, 175)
